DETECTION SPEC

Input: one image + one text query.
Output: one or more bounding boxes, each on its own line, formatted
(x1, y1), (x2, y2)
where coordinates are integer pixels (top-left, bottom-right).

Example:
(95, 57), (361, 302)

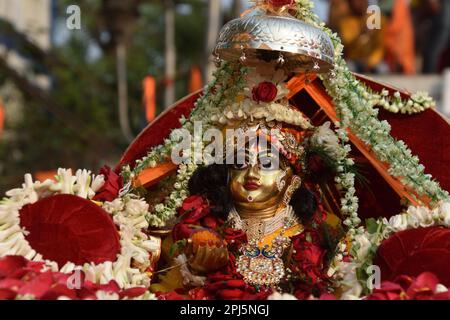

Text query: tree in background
(0, 0), (240, 193)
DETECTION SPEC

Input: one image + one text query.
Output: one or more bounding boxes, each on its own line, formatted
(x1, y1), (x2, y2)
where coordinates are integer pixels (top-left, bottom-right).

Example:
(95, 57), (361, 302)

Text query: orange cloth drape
(143, 76), (157, 123)
(189, 66), (203, 93)
(384, 0), (416, 74)
(34, 170), (57, 182)
(287, 75), (426, 207)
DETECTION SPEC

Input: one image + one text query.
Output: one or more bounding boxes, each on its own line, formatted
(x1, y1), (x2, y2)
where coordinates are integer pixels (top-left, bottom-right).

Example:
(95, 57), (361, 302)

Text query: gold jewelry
(276, 169), (287, 192)
(282, 175), (301, 206)
(235, 211), (298, 286)
(227, 206), (297, 242)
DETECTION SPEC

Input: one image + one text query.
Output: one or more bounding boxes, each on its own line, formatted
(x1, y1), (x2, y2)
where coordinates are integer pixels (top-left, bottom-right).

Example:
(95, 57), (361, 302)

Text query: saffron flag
(143, 76), (156, 123)
(189, 66), (203, 93)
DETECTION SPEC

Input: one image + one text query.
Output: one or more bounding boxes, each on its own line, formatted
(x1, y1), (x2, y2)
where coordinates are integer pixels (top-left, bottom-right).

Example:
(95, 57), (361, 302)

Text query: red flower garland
(0, 255), (148, 300)
(365, 272), (450, 300)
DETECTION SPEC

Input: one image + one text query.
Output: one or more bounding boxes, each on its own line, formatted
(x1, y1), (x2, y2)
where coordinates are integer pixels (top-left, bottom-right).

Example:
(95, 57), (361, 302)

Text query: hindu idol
(1, 0), (449, 301)
(147, 65), (350, 299)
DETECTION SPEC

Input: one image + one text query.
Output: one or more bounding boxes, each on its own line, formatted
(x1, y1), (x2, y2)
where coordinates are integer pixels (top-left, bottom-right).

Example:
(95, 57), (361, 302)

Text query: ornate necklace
(227, 206), (299, 287)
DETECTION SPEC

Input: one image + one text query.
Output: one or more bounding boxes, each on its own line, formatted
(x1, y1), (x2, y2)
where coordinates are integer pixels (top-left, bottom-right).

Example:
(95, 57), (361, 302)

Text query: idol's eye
(259, 156), (278, 171)
(233, 161), (248, 170)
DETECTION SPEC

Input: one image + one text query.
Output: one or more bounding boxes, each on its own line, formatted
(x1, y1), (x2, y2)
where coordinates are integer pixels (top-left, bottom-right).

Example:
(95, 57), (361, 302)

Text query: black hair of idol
(187, 163), (318, 224)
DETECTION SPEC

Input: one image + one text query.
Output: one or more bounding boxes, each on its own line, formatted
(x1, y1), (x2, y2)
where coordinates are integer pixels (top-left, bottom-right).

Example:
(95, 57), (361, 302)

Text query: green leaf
(366, 218), (379, 234)
(350, 242), (360, 258)
(169, 239), (187, 256)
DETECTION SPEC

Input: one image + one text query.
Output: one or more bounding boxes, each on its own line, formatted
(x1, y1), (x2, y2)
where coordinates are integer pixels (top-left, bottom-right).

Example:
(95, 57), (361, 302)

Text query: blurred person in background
(414, 0), (450, 73)
(330, 0), (416, 74)
(333, 0), (386, 73)
(380, 0), (416, 74)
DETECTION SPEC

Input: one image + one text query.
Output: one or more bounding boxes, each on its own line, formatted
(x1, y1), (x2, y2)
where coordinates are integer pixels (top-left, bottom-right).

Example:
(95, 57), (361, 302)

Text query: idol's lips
(243, 181), (260, 190)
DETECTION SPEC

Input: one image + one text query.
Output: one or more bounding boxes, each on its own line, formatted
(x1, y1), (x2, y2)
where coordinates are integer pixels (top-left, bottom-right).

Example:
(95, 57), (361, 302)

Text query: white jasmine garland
(293, 0), (448, 205)
(333, 201), (450, 299)
(267, 291), (298, 300)
(309, 122), (360, 232)
(372, 90), (434, 114)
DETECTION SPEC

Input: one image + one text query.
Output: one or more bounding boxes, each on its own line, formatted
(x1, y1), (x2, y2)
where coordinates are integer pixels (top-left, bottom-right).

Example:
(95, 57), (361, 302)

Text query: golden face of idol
(229, 148), (293, 216)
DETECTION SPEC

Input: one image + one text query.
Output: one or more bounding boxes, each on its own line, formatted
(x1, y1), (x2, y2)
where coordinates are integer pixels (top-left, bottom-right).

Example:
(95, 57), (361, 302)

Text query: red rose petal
(92, 166), (123, 202)
(119, 287), (148, 299)
(217, 288), (244, 300)
(0, 288), (17, 300)
(40, 283), (78, 300)
(17, 271), (54, 299)
(0, 255), (27, 278)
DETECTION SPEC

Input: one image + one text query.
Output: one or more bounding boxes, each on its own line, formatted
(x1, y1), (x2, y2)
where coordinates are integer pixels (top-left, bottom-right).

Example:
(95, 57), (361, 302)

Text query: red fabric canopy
(19, 194), (121, 267)
(375, 226), (450, 287)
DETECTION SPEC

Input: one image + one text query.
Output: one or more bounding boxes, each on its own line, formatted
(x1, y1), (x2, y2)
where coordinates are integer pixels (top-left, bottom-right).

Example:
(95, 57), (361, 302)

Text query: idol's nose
(245, 164), (261, 180)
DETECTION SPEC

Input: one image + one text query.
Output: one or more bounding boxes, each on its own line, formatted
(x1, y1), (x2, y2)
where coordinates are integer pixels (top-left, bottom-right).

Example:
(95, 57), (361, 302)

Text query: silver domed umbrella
(214, 14), (334, 73)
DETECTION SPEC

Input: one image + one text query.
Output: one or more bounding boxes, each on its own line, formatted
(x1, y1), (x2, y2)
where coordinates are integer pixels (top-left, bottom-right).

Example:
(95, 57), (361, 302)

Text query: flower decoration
(370, 89), (435, 114)
(252, 81), (278, 103)
(92, 165), (123, 202)
(0, 255), (155, 300)
(268, 0), (294, 7)
(288, 228), (332, 299)
(0, 169), (160, 289)
(365, 272), (449, 300)
(247, 0), (296, 15)
(331, 201), (450, 299)
(116, 0), (449, 301)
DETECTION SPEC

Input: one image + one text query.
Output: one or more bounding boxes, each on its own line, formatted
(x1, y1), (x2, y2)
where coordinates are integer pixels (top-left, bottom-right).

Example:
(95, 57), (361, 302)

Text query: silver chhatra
(215, 14), (334, 73)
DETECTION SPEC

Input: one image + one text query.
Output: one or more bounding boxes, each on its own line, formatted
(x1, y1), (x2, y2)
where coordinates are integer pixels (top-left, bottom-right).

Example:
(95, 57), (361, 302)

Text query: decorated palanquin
(1, 0), (450, 301)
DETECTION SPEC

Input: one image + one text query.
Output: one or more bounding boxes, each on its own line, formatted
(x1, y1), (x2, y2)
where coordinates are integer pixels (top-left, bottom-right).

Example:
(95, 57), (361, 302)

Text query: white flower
(56, 168), (77, 194)
(439, 202), (450, 226)
(353, 234), (372, 261)
(0, 167), (160, 290)
(90, 175), (105, 194)
(436, 284), (448, 293)
(310, 122), (340, 156)
(102, 198), (124, 214)
(154, 203), (165, 213)
(407, 205), (434, 227)
(125, 198), (149, 216)
(74, 169), (92, 198)
(388, 214), (408, 231)
(339, 262), (364, 300)
(267, 291), (297, 300)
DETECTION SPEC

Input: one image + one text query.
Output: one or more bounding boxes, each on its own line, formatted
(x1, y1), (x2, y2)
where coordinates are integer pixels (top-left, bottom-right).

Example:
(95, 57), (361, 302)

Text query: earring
(282, 175), (301, 206)
(276, 169), (287, 192)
